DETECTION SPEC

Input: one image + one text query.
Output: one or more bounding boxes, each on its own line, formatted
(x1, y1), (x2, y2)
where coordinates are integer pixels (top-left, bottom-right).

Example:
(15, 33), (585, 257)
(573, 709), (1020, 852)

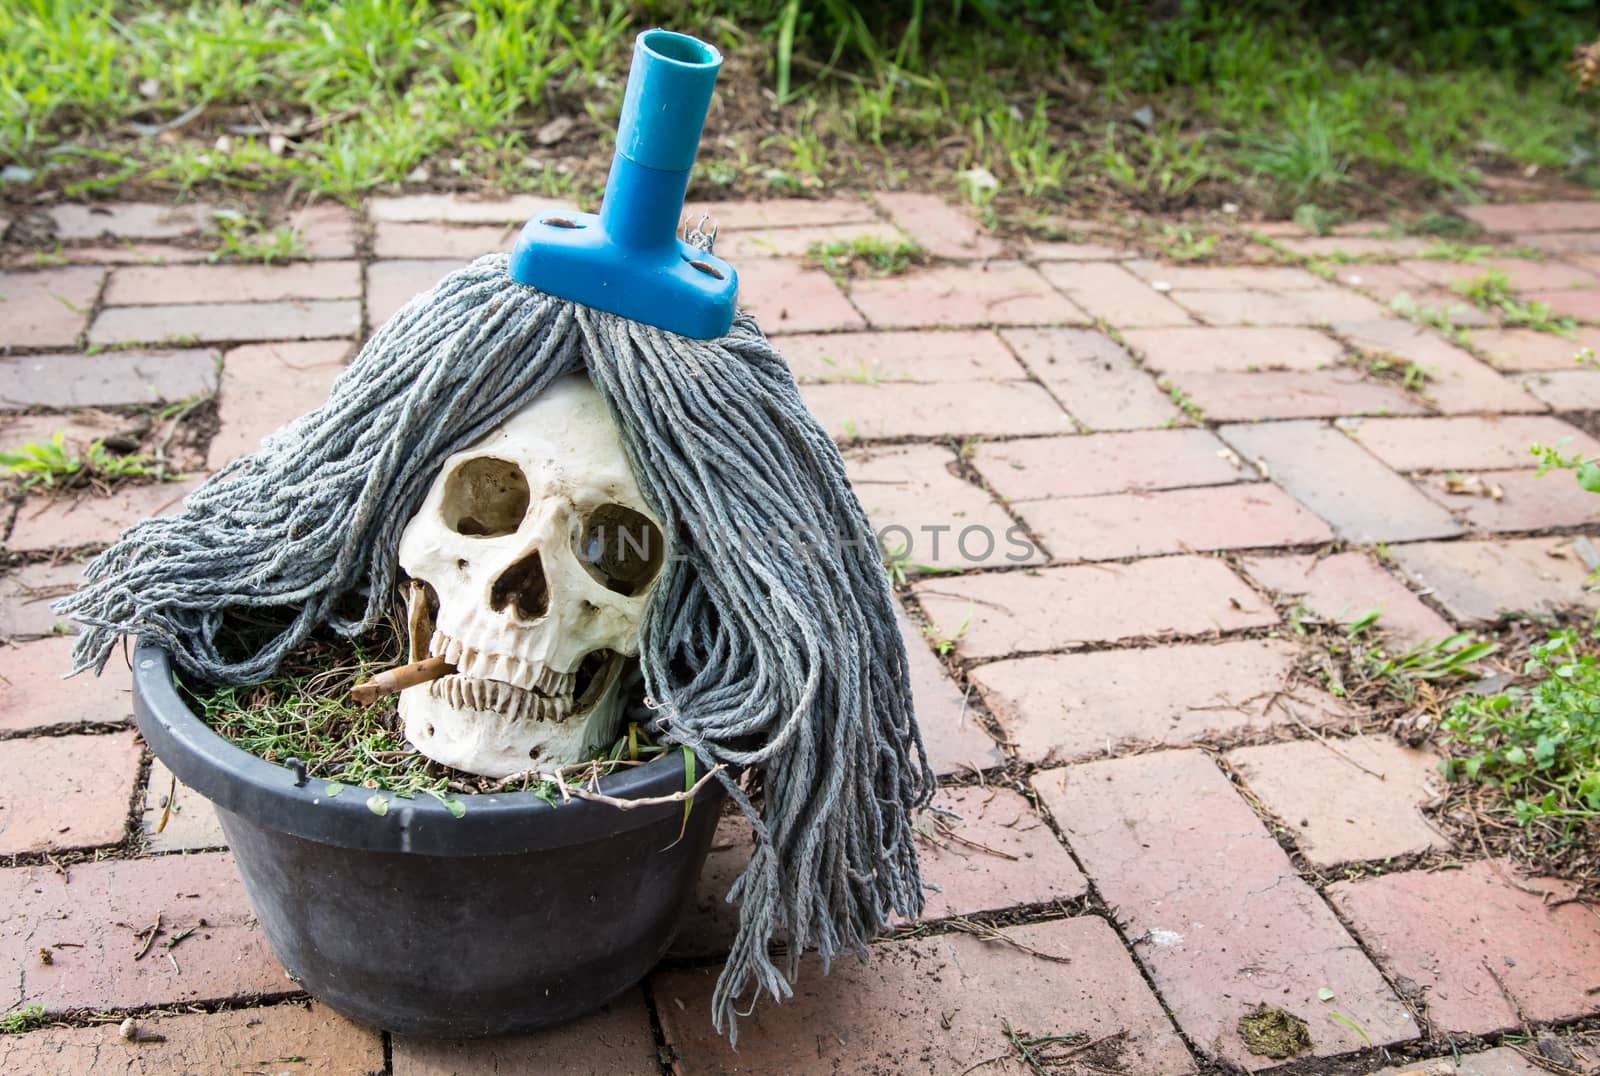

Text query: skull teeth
(534, 665), (576, 695)
(419, 630), (591, 722)
(426, 676), (575, 722)
(428, 633), (575, 697)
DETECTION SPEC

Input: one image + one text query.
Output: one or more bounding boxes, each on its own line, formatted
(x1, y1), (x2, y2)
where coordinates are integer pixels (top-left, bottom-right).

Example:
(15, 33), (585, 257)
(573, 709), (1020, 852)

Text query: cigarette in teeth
(351, 656), (456, 705)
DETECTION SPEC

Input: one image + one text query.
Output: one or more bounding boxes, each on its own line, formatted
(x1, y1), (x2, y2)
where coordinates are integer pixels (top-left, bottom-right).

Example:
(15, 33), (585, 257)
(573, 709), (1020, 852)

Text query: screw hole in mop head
(686, 258), (724, 280)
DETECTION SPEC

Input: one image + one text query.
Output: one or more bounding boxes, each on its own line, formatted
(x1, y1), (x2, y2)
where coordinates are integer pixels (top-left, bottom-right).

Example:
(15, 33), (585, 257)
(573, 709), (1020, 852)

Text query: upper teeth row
(430, 631), (577, 696)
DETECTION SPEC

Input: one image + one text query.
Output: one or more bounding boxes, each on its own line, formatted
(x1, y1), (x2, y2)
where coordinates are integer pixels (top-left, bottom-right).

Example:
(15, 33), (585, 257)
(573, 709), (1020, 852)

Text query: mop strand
(56, 253), (935, 1042)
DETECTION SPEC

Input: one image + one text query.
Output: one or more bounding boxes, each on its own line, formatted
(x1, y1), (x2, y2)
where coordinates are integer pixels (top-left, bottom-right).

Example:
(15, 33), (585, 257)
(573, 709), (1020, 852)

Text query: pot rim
(132, 642), (716, 856)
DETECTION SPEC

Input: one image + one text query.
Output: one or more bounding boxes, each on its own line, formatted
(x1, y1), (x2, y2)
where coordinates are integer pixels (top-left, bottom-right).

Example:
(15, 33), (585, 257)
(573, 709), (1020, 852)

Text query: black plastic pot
(131, 643), (724, 1038)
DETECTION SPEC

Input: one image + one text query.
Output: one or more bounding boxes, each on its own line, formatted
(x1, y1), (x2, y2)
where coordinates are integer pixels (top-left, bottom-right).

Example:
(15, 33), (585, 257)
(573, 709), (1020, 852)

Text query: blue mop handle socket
(509, 29), (738, 339)
(603, 30), (720, 249)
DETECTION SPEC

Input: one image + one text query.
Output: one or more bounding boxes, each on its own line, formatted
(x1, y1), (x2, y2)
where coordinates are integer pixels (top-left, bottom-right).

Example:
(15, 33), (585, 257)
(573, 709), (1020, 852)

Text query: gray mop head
(57, 253), (934, 1040)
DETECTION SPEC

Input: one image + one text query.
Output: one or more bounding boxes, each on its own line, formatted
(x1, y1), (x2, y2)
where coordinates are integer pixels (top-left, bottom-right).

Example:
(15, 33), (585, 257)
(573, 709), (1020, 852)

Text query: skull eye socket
(574, 504), (664, 596)
(441, 457), (529, 538)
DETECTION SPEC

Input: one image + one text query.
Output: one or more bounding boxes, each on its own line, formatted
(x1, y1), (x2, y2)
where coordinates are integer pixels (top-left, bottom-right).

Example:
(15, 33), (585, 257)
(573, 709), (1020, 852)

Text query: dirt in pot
(178, 620), (669, 804)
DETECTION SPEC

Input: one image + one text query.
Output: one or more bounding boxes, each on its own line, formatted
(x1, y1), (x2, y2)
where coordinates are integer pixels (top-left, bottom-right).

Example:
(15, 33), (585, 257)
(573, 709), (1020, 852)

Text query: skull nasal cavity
(491, 551), (549, 620)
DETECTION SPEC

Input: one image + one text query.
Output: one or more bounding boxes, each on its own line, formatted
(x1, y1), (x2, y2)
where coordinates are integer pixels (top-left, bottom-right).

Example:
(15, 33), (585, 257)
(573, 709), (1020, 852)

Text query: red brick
(7, 243), (207, 269)
(1465, 327), (1600, 371)
(1328, 860), (1600, 1034)
(682, 197), (877, 230)
(1122, 325), (1346, 374)
(0, 561), (84, 639)
(0, 636), (131, 733)
(1000, 327), (1180, 428)
(7, 480), (195, 553)
(1024, 239), (1130, 260)
(1524, 286), (1600, 322)
(1174, 287), (1389, 326)
(1521, 368), (1600, 409)
(777, 329), (1023, 382)
(738, 258), (864, 333)
(1037, 262), (1195, 326)
(368, 192), (570, 224)
(972, 429), (1244, 501)
(1422, 468), (1599, 531)
(851, 262), (1082, 328)
(2, 410), (109, 456)
(1220, 420), (1462, 543)
(1123, 261), (1331, 291)
(1037, 750), (1418, 1068)
(49, 203), (212, 241)
(392, 989), (655, 1075)
(1389, 536), (1599, 624)
(1372, 1047), (1549, 1076)
(1460, 200), (1600, 234)
(1254, 220), (1311, 237)
(0, 349), (218, 411)
(371, 221), (515, 259)
(1510, 230), (1600, 255)
(1018, 483), (1333, 561)
(715, 220), (908, 260)
(0, 732), (140, 853)
(871, 191), (1004, 259)
(1227, 737), (1449, 866)
(655, 917), (1197, 1074)
(845, 444), (1041, 572)
(140, 759), (226, 853)
(88, 301), (359, 347)
(0, 1001), (381, 1075)
(1336, 263), (1433, 305)
(1401, 257), (1599, 292)
(1333, 319), (1545, 414)
(1275, 235), (1436, 259)
(911, 785), (1088, 921)
(365, 258), (467, 325)
(1349, 415), (1599, 472)
(973, 639), (1335, 764)
(800, 380), (1071, 440)
(912, 555), (1276, 661)
(678, 784), (1084, 958)
(105, 260), (359, 306)
(287, 203), (358, 259)
(893, 603), (1006, 777)
(1328, 219), (1394, 237)
(2, 852), (286, 1010)
(1240, 552), (1455, 648)
(208, 341), (352, 468)
(1170, 370), (1425, 420)
(0, 267), (103, 348)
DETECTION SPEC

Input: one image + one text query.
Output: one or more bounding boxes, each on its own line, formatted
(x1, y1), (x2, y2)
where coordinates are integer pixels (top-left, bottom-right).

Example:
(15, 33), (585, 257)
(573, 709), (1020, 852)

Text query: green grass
(182, 631), (668, 805)
(1451, 269), (1579, 335)
(2, 2), (1597, 209)
(805, 233), (924, 279)
(1354, 349), (1432, 395)
(0, 1006), (47, 1034)
(1443, 626), (1600, 824)
(1, 0), (632, 202)
(0, 431), (161, 490)
(208, 210), (307, 264)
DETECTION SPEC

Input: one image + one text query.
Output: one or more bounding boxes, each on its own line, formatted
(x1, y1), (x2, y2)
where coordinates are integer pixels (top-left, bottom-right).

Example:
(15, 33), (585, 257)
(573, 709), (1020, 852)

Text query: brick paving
(1, 191), (1597, 1074)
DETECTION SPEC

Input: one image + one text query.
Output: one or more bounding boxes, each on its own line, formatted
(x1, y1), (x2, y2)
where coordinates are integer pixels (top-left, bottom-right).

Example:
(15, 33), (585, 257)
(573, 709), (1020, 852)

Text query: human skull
(396, 374), (665, 777)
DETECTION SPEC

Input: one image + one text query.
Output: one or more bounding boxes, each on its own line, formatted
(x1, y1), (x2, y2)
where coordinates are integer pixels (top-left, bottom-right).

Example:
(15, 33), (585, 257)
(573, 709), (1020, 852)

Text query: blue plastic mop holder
(509, 29), (738, 340)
